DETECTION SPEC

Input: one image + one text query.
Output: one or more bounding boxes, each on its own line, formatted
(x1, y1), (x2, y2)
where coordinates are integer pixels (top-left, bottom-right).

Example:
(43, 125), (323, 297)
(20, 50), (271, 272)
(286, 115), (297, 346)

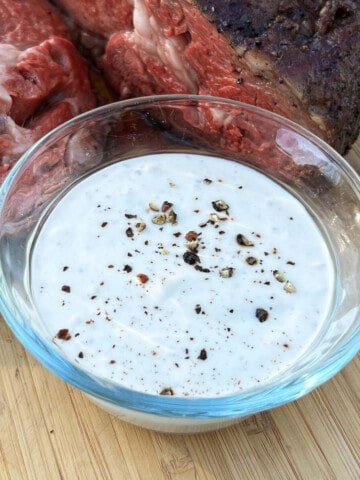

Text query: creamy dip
(30, 153), (335, 398)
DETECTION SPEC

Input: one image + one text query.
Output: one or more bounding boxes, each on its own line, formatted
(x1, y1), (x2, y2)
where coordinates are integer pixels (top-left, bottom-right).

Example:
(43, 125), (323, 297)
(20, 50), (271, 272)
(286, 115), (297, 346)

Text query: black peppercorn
(183, 251), (200, 265)
(256, 308), (269, 323)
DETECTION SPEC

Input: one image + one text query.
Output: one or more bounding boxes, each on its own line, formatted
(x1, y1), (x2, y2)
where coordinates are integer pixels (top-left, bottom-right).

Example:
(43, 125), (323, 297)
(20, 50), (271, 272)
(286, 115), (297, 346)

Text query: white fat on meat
(0, 44), (21, 113)
(0, 115), (35, 163)
(132, 0), (197, 93)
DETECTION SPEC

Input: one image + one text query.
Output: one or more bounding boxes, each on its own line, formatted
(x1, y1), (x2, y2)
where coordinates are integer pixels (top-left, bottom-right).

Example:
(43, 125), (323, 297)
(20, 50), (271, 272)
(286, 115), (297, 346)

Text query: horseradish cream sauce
(30, 153), (335, 398)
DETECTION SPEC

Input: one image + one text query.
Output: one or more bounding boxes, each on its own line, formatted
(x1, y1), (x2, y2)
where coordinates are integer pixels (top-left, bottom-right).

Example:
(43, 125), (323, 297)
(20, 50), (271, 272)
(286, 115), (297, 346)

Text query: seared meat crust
(194, 0), (360, 153)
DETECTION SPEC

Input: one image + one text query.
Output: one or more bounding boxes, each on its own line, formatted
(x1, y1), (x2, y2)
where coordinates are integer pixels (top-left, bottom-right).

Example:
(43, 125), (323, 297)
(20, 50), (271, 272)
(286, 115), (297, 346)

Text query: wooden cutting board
(1, 138), (359, 480)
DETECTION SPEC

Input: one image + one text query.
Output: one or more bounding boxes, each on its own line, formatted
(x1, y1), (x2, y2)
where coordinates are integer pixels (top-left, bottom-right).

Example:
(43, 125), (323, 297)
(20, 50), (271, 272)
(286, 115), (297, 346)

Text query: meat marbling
(0, 0), (96, 181)
(1, 0), (359, 185)
(54, 0), (360, 155)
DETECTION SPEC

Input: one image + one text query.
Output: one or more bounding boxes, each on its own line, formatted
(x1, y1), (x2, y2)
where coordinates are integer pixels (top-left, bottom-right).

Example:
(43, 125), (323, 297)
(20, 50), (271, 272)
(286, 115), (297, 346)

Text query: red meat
(0, 0), (96, 181)
(54, 0), (360, 154)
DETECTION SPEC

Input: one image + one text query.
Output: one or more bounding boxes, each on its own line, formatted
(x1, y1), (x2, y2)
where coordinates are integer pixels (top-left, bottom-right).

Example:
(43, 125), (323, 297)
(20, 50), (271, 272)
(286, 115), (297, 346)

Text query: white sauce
(30, 153), (335, 398)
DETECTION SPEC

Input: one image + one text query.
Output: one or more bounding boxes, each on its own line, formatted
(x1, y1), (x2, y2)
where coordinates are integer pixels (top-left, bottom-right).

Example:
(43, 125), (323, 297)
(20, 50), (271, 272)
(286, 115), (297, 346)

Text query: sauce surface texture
(31, 153), (335, 397)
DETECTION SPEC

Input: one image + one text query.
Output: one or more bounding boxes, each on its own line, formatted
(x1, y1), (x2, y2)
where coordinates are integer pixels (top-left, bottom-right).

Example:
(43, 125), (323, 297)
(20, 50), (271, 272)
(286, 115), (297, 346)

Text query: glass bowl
(0, 95), (359, 434)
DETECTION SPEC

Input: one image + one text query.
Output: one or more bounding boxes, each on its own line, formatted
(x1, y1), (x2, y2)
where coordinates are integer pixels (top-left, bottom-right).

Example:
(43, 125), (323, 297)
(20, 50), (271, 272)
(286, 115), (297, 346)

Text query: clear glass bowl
(0, 95), (359, 433)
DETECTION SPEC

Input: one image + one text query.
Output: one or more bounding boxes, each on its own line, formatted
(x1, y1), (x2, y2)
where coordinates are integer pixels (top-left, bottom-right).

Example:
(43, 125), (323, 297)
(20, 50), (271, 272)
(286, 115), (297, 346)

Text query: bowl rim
(3, 93), (360, 190)
(0, 93), (359, 420)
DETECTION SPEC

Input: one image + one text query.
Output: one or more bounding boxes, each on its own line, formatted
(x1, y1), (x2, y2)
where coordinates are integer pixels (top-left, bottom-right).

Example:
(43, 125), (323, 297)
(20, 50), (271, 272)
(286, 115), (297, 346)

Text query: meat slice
(54, 0), (360, 154)
(0, 0), (70, 47)
(51, 0), (134, 63)
(0, 0), (96, 182)
(51, 0), (133, 39)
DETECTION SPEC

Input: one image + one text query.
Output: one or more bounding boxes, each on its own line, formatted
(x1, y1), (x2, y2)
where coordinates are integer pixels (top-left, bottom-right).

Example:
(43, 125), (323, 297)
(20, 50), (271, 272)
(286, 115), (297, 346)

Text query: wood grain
(0, 136), (359, 480)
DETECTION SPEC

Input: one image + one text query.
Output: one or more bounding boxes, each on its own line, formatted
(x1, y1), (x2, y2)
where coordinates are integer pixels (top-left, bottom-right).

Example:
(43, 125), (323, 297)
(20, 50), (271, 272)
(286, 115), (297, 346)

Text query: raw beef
(0, 0), (96, 181)
(53, 0), (360, 154)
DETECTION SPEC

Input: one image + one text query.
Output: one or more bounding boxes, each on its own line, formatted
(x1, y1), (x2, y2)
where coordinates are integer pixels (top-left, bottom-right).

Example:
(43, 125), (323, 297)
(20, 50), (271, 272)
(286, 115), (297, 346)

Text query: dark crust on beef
(193, 0), (360, 153)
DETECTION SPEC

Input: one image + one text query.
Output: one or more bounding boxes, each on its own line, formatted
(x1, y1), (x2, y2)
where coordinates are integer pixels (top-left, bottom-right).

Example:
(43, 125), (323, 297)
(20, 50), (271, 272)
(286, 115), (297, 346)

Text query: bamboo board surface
(0, 136), (359, 480)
